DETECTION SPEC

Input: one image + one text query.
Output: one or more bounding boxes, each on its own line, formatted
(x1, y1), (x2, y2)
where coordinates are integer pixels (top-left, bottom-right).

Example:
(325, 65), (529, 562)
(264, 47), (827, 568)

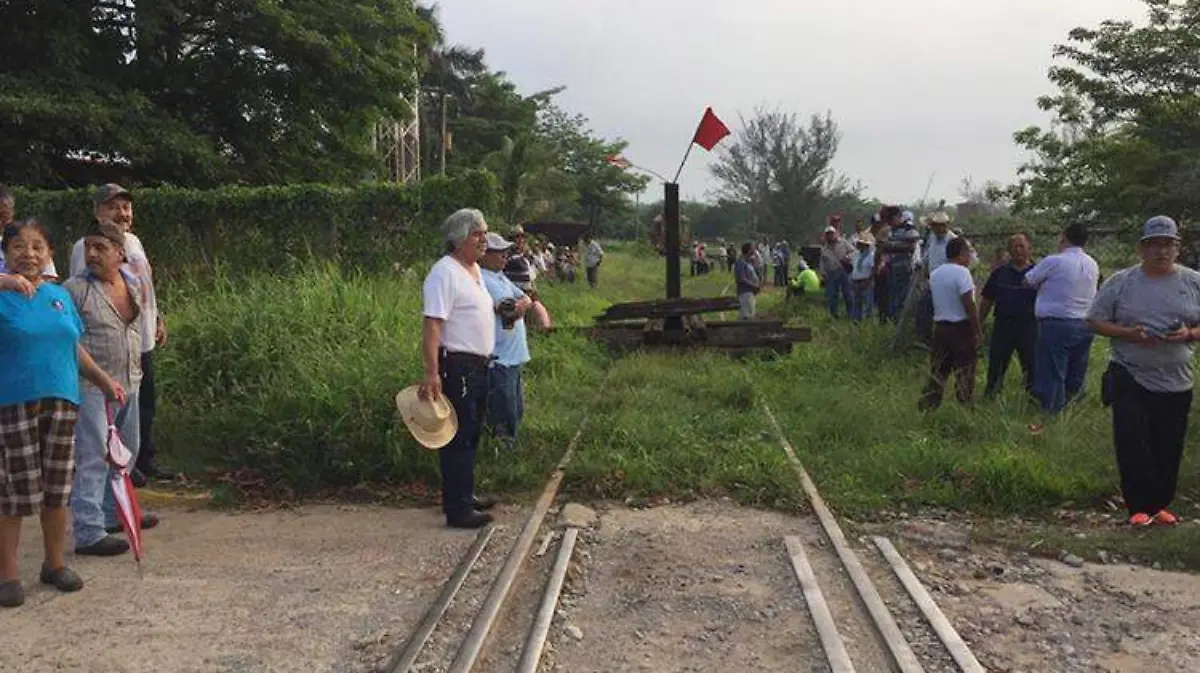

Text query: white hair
(443, 208), (487, 248)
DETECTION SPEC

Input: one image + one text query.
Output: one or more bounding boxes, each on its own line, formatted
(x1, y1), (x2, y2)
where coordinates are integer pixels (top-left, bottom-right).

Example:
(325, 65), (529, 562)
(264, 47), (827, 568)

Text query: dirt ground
(3, 500), (1198, 673)
(1, 502), (529, 673)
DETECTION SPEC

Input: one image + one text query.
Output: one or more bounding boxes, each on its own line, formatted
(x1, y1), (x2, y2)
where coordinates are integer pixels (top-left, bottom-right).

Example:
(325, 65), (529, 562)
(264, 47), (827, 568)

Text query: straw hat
(395, 386), (458, 449)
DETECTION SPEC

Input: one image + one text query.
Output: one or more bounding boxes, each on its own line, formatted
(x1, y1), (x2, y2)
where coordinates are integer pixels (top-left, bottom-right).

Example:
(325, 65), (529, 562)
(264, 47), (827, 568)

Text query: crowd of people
(713, 205), (1198, 529)
(0, 184), (170, 608)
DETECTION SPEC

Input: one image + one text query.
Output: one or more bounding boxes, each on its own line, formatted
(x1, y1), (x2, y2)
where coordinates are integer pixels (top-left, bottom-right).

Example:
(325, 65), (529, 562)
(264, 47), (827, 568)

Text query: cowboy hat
(395, 386), (458, 449)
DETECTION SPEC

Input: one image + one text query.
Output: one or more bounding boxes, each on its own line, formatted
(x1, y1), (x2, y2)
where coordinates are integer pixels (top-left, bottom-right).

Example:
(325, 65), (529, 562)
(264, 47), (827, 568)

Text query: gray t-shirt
(1087, 265), (1200, 392)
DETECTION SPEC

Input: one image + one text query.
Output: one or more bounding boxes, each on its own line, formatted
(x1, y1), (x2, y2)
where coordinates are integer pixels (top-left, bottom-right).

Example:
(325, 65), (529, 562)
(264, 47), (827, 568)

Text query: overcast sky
(437, 0), (1147, 204)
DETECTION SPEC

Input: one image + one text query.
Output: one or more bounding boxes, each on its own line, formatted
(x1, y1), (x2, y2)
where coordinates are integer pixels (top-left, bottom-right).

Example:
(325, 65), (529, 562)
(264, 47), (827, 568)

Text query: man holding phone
(1088, 216), (1200, 527)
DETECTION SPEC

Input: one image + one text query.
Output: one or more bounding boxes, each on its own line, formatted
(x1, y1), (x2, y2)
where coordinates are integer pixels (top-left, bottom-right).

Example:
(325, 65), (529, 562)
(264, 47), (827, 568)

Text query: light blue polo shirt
(481, 269), (531, 368)
(0, 283), (84, 406)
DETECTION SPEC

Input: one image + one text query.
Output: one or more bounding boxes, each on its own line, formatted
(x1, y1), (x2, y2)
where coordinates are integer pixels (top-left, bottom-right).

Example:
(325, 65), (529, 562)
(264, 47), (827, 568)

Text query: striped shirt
(63, 272), (143, 392)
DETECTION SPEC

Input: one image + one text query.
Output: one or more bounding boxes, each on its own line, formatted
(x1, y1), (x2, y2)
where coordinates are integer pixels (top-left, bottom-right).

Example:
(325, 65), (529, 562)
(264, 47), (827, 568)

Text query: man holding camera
(480, 233), (532, 452)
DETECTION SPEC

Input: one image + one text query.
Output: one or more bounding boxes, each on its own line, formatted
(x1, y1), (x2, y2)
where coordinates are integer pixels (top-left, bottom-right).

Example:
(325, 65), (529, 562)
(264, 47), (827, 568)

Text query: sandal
(40, 564), (84, 593)
(0, 580), (25, 608)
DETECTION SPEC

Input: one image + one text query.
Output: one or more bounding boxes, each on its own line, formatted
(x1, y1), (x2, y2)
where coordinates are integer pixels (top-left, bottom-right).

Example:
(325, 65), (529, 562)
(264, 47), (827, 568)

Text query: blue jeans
(71, 387), (140, 547)
(487, 364), (524, 444)
(850, 280), (874, 323)
(1034, 318), (1094, 414)
(824, 269), (852, 318)
(439, 353), (488, 519)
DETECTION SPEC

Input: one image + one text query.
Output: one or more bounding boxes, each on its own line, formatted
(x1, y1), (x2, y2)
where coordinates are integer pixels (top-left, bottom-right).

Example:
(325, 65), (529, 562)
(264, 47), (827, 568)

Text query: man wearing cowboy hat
(849, 232), (877, 323)
(480, 233), (532, 452)
(418, 208), (499, 529)
(921, 212), (958, 274)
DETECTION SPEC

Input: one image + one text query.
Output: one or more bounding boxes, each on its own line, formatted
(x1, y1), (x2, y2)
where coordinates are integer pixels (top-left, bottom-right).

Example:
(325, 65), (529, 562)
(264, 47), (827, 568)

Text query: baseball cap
(485, 232), (515, 251)
(92, 183), (132, 207)
(824, 226), (837, 234)
(1141, 215), (1180, 241)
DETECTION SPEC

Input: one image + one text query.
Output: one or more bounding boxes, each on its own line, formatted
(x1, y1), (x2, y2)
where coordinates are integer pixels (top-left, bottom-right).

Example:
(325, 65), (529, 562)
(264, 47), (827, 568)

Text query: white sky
(437, 0), (1147, 204)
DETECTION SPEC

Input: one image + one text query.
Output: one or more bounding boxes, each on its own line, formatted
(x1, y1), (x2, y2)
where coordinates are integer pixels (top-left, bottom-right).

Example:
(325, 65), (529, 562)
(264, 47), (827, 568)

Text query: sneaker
(1154, 510), (1180, 526)
(76, 534), (130, 556)
(0, 580), (24, 608)
(472, 495), (499, 511)
(1129, 513), (1153, 527)
(447, 511), (493, 529)
(106, 511), (160, 534)
(39, 564), (84, 593)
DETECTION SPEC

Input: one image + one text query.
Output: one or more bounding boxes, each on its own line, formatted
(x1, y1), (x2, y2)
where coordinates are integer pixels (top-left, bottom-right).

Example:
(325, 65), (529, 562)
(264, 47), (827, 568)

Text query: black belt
(935, 320), (970, 326)
(440, 349), (492, 366)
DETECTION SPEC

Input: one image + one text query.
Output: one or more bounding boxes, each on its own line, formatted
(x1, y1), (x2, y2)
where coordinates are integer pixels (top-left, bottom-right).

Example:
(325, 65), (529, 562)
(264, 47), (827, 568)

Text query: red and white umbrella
(105, 404), (145, 567)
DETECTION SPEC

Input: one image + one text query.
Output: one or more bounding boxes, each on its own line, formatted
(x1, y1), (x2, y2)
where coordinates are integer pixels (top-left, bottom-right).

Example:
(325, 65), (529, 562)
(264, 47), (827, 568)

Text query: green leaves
(1008, 0), (1200, 223)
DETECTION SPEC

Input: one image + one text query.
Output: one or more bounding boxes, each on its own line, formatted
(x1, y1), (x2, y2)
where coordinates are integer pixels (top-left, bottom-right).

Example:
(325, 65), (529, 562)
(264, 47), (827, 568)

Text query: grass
(154, 243), (1200, 567)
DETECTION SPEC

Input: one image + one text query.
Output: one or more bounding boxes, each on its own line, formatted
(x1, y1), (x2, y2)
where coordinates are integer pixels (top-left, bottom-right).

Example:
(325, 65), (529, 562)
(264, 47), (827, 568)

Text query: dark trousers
(439, 353), (488, 519)
(135, 350), (157, 472)
(487, 364), (524, 443)
(823, 268), (852, 318)
(875, 269), (890, 323)
(985, 318), (1037, 397)
(920, 321), (976, 410)
(586, 265), (598, 287)
(1034, 318), (1093, 414)
(1110, 364), (1193, 516)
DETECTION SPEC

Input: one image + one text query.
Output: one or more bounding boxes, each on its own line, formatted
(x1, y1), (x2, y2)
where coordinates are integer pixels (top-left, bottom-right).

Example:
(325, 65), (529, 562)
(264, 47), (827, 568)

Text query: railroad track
(368, 398), (988, 673)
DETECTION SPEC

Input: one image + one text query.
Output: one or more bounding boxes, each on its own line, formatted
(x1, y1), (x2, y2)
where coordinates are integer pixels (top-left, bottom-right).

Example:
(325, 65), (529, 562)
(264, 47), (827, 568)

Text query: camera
(499, 298), (519, 330)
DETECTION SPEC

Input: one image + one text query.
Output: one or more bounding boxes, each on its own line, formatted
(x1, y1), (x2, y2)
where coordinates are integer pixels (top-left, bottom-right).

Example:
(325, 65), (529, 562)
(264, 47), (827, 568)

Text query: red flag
(692, 107), (731, 151)
(606, 154), (632, 169)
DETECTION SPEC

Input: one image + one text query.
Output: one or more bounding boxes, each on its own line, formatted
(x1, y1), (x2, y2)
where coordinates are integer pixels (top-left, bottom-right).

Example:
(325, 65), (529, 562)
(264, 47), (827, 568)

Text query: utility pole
(440, 92), (449, 174)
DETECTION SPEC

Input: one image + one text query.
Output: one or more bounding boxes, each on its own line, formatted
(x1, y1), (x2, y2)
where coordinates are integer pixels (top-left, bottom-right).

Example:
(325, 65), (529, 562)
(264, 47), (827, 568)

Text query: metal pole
(441, 92), (448, 174)
(664, 182), (681, 300)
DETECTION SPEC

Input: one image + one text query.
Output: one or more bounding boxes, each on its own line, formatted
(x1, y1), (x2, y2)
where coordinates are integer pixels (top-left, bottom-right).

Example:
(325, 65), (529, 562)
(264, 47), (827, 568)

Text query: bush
(155, 264), (609, 494)
(13, 170), (500, 281)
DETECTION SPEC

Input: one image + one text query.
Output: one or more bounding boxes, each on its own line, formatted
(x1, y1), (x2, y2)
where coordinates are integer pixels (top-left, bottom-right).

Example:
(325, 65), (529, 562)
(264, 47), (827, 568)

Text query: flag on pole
(606, 154), (632, 169)
(691, 107), (731, 151)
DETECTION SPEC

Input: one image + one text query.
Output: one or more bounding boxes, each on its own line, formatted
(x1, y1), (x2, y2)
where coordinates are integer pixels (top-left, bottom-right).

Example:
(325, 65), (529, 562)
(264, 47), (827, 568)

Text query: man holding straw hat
(402, 208), (498, 529)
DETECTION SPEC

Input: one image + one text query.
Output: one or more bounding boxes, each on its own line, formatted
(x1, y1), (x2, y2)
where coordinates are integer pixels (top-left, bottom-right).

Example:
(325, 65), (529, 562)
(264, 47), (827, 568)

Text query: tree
(709, 107), (857, 240)
(0, 0), (428, 187)
(1004, 0), (1200, 223)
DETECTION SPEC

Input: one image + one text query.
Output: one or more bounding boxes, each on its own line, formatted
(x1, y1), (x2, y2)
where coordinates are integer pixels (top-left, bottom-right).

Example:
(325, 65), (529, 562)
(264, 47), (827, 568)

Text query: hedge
(13, 169), (500, 280)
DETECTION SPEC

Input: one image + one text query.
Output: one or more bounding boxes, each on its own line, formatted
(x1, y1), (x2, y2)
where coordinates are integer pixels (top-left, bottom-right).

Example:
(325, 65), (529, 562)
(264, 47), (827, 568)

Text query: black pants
(586, 265), (598, 287)
(985, 318), (1037, 397)
(439, 352), (489, 520)
(920, 321), (976, 411)
(1110, 363), (1193, 516)
(136, 350), (158, 472)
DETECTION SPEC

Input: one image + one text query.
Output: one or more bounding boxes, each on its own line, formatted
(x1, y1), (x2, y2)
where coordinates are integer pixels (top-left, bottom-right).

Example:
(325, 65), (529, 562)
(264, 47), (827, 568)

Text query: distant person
(921, 212), (958, 273)
(1088, 216), (1200, 527)
(871, 210), (893, 322)
(980, 233), (1038, 398)
(919, 237), (980, 411)
(1024, 222), (1100, 414)
(582, 234), (604, 288)
(849, 232), (876, 323)
(420, 208), (498, 529)
(883, 209), (920, 318)
(64, 221), (158, 556)
(726, 244), (738, 275)
(480, 234), (532, 452)
(791, 259), (821, 296)
(0, 186), (58, 280)
(734, 242), (761, 320)
(819, 226), (854, 319)
(0, 219), (125, 607)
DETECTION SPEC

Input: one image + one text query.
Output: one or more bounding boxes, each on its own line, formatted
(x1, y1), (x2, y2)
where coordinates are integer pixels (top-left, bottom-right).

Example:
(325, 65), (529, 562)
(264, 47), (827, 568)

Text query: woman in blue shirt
(0, 219), (125, 608)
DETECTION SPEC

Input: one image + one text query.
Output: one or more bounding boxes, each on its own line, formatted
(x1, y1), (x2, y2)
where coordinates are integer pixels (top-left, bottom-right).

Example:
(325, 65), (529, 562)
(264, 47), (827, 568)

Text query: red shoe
(1129, 513), (1153, 527)
(1153, 510), (1179, 526)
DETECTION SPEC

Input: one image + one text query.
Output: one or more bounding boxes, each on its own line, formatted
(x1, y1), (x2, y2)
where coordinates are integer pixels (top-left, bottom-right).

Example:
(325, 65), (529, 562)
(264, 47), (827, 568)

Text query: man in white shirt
(582, 234), (604, 288)
(919, 237), (981, 411)
(420, 208), (498, 529)
(70, 185), (171, 485)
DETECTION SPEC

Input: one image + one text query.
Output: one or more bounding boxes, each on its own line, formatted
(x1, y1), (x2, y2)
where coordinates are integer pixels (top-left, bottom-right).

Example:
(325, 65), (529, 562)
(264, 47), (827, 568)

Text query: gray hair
(443, 208), (487, 249)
